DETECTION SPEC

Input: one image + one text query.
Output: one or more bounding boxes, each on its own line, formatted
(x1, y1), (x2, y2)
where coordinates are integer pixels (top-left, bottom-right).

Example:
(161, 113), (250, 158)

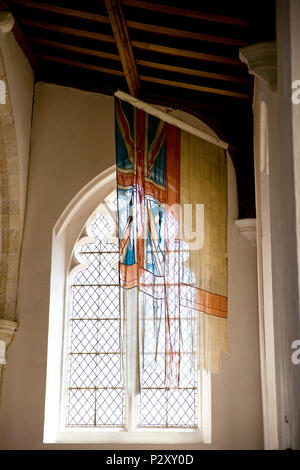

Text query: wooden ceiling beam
(30, 37), (120, 62)
(139, 75), (250, 100)
(28, 36), (249, 86)
(20, 18), (245, 68)
(9, 0), (247, 47)
(122, 0), (248, 27)
(28, 36), (250, 85)
(9, 0), (111, 24)
(127, 21), (248, 47)
(36, 52), (124, 77)
(37, 52), (249, 100)
(104, 0), (140, 97)
(20, 18), (115, 43)
(132, 41), (245, 67)
(136, 60), (250, 85)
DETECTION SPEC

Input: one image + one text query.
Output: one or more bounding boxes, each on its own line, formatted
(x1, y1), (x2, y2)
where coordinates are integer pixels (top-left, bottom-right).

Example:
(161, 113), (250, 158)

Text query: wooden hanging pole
(114, 90), (230, 150)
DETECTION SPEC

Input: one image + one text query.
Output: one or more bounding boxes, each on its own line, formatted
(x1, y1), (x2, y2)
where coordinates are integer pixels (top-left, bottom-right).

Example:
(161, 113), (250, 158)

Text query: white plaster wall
(0, 83), (263, 449)
(0, 31), (34, 230)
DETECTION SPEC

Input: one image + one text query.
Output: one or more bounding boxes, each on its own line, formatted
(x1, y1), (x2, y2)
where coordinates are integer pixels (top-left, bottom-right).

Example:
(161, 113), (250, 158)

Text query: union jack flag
(115, 98), (181, 286)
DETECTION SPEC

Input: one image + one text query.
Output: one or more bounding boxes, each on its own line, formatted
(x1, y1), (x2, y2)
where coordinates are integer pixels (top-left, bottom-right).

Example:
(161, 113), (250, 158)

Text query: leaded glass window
(64, 195), (199, 431)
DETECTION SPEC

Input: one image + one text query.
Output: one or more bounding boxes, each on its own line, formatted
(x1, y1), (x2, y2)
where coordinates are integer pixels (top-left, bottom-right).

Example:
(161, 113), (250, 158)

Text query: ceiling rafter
(19, 18), (245, 68)
(9, 0), (247, 47)
(37, 53), (124, 77)
(136, 60), (250, 85)
(132, 41), (244, 67)
(9, 0), (111, 24)
(20, 18), (115, 43)
(127, 21), (248, 47)
(30, 37), (120, 62)
(37, 52), (249, 100)
(104, 0), (140, 97)
(29, 36), (249, 86)
(122, 0), (248, 27)
(139, 75), (250, 100)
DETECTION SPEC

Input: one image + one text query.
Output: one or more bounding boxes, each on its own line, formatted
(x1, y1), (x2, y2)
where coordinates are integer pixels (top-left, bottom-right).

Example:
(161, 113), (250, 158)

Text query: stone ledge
(0, 319), (17, 364)
(235, 218), (257, 247)
(239, 42), (277, 91)
(0, 318), (17, 346)
(0, 12), (15, 33)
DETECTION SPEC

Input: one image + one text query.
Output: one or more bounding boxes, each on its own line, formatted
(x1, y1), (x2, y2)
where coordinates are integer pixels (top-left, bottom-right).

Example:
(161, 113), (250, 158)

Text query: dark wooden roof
(3, 0), (276, 218)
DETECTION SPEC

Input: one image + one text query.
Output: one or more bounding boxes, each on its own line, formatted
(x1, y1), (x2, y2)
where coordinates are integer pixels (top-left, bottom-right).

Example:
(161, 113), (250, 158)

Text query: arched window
(44, 168), (211, 445)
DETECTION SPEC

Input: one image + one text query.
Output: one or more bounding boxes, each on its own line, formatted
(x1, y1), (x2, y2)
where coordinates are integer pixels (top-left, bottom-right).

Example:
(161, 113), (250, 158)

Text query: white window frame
(43, 165), (211, 444)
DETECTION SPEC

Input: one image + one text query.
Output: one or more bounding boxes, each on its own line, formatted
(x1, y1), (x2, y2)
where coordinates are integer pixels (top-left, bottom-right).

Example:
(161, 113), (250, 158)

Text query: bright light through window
(65, 198), (199, 430)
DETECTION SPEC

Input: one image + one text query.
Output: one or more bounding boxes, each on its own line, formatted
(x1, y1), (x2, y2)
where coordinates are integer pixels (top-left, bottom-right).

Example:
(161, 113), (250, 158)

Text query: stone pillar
(239, 41), (280, 449)
(0, 12), (19, 389)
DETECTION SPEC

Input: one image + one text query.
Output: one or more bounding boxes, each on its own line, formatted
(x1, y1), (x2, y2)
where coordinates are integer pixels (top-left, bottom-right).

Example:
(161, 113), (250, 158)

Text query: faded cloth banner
(115, 98), (227, 394)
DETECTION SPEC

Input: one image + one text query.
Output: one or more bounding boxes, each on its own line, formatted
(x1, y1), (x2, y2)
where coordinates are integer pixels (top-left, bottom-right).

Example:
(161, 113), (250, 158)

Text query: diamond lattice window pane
(98, 320), (120, 352)
(91, 213), (111, 240)
(67, 389), (95, 426)
(99, 286), (120, 317)
(141, 353), (166, 388)
(69, 353), (97, 388)
(97, 354), (122, 388)
(96, 389), (125, 426)
(167, 389), (197, 427)
(99, 253), (119, 284)
(73, 253), (100, 285)
(79, 240), (101, 253)
(139, 389), (167, 427)
(70, 320), (98, 353)
(101, 241), (119, 253)
(72, 286), (99, 318)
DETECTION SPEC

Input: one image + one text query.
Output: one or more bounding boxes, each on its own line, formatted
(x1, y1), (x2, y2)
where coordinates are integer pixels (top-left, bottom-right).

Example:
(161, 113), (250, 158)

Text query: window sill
(48, 428), (208, 444)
